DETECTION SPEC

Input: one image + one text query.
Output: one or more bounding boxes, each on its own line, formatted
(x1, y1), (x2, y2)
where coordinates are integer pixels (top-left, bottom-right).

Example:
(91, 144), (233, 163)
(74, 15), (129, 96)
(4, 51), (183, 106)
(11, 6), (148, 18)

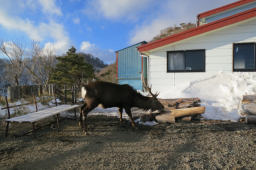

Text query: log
(245, 115), (256, 124)
(242, 103), (256, 115)
(159, 98), (201, 108)
(155, 107), (205, 124)
(181, 116), (192, 122)
(169, 106), (205, 118)
(242, 95), (256, 104)
(176, 101), (200, 109)
(155, 113), (175, 124)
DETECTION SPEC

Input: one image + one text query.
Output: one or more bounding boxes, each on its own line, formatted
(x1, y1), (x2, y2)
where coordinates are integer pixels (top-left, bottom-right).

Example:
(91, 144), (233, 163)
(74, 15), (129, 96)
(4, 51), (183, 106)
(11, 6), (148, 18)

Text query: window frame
(233, 43), (256, 72)
(167, 49), (206, 73)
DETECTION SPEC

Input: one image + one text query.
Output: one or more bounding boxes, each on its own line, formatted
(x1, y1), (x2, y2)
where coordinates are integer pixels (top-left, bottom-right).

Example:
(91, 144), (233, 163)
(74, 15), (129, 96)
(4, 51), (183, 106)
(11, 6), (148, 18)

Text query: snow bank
(158, 72), (256, 121)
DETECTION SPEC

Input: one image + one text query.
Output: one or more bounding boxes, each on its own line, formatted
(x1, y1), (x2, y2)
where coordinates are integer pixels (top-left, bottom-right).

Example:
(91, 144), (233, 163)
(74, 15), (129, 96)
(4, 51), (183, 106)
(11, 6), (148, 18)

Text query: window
(233, 43), (256, 71)
(167, 50), (205, 72)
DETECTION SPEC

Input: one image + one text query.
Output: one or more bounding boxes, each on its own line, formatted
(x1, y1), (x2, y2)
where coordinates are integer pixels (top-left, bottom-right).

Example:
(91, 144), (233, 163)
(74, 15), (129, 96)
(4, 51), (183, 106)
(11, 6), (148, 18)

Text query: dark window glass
(167, 50), (205, 72)
(185, 50), (205, 71)
(234, 43), (255, 71)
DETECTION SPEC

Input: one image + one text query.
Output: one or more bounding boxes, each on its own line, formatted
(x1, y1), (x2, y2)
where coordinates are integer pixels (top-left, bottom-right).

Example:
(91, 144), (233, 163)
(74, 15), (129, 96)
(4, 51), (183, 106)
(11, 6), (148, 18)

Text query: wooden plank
(6, 104), (80, 123)
(1, 102), (31, 110)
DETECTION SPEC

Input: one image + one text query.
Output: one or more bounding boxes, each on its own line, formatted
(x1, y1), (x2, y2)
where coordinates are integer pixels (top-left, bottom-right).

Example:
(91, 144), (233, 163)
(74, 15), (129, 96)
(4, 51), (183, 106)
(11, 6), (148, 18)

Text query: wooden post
(54, 85), (58, 106)
(32, 123), (36, 135)
(5, 96), (11, 137)
(74, 86), (77, 104)
(33, 95), (38, 112)
(56, 114), (60, 131)
(64, 85), (67, 104)
(71, 86), (74, 104)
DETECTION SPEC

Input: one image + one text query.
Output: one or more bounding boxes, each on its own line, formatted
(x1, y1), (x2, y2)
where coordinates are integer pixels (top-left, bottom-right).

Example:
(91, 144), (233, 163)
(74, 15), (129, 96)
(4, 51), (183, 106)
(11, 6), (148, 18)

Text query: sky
(0, 0), (237, 64)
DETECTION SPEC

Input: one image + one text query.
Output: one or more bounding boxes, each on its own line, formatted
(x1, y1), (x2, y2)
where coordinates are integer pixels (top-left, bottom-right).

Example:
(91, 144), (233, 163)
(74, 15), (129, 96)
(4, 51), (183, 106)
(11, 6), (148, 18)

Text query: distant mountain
(96, 63), (117, 83)
(78, 52), (107, 71)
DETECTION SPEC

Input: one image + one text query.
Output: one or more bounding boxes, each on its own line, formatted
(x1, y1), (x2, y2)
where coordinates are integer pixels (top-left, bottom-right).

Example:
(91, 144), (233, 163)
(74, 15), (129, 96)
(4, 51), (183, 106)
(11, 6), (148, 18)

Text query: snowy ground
(1, 72), (255, 123)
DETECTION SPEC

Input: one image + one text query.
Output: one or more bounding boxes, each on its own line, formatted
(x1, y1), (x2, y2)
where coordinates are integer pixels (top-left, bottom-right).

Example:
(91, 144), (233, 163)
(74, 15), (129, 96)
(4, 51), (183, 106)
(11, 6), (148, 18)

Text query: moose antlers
(141, 74), (159, 98)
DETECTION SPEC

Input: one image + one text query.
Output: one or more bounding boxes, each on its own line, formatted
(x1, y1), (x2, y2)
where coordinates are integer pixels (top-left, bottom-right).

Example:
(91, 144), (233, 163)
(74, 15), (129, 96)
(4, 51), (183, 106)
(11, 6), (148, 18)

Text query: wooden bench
(3, 97), (81, 137)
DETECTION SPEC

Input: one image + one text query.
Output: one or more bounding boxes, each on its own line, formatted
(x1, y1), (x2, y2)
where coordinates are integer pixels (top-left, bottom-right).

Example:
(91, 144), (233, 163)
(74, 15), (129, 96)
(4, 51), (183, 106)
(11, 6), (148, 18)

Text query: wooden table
(5, 104), (81, 137)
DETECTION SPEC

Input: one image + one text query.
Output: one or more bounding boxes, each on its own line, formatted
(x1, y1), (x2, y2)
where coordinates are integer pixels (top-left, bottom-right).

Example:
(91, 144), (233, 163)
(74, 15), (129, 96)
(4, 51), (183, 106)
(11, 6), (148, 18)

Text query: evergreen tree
(50, 47), (94, 87)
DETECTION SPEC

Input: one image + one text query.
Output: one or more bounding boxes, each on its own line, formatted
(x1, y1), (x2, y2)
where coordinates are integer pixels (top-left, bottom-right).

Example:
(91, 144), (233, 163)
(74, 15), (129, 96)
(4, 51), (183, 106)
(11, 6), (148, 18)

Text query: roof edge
(138, 8), (256, 53)
(116, 41), (147, 52)
(197, 0), (255, 19)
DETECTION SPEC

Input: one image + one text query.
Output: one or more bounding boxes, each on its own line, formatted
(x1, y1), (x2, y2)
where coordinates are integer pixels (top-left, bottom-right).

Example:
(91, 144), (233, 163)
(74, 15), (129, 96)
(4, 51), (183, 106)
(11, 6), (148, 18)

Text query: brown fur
(80, 81), (164, 133)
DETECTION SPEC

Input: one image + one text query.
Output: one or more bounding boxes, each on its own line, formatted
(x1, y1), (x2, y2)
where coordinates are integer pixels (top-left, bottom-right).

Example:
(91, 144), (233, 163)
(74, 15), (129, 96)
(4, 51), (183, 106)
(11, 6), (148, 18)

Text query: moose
(80, 81), (164, 134)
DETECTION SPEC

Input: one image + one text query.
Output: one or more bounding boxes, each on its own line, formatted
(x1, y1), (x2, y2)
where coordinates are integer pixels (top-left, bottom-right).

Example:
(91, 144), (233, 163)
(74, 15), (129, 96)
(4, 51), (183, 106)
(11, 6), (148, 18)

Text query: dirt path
(1, 116), (256, 170)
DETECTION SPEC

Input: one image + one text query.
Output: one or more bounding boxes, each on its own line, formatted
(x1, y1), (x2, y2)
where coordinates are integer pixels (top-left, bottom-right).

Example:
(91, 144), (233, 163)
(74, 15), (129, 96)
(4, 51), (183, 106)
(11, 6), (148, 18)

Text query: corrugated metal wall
(117, 42), (146, 90)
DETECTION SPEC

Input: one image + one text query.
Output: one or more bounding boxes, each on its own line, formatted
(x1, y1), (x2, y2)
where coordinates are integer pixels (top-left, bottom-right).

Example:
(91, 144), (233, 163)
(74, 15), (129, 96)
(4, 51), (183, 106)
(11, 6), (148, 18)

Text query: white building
(138, 0), (256, 93)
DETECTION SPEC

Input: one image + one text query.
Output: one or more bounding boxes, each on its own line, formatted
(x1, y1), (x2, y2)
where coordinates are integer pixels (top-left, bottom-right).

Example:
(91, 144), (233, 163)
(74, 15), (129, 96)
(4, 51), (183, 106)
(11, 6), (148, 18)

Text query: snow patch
(158, 72), (256, 121)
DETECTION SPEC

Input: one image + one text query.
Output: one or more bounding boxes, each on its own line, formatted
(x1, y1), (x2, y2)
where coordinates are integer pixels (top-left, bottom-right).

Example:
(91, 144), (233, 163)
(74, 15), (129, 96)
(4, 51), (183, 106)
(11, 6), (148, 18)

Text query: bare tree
(0, 41), (25, 86)
(24, 41), (56, 86)
(1, 40), (56, 87)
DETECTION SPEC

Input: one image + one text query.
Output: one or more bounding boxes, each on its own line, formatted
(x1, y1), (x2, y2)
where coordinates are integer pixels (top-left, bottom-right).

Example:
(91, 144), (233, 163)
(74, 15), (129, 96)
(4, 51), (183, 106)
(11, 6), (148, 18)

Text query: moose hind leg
(79, 103), (86, 128)
(81, 102), (98, 135)
(124, 107), (136, 127)
(118, 107), (123, 122)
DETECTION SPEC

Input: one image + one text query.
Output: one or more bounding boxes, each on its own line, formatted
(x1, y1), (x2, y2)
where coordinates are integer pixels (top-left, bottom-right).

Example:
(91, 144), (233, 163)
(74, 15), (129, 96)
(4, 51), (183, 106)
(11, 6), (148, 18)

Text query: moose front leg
(124, 107), (136, 127)
(81, 110), (88, 135)
(79, 103), (87, 129)
(118, 107), (123, 122)
(81, 102), (98, 135)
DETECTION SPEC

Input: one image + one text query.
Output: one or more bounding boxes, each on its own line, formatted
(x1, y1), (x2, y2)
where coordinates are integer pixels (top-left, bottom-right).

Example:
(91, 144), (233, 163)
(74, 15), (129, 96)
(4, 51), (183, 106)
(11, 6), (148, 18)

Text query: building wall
(117, 42), (146, 90)
(148, 18), (256, 92)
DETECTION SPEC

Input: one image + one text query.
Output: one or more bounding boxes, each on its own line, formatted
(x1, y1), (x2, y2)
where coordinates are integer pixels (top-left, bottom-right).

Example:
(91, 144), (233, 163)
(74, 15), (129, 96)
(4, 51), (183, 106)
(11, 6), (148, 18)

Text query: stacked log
(241, 95), (256, 124)
(140, 98), (205, 124)
(155, 106), (205, 124)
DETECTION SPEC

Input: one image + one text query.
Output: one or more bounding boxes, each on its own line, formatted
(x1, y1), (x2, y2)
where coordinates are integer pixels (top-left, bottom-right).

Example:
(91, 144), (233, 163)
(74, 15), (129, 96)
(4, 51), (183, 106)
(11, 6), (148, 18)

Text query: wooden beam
(170, 106), (205, 118)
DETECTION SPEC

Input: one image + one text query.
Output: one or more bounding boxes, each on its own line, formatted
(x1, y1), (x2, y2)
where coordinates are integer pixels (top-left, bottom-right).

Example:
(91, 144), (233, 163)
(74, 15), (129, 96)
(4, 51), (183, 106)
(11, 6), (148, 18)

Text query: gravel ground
(1, 115), (256, 170)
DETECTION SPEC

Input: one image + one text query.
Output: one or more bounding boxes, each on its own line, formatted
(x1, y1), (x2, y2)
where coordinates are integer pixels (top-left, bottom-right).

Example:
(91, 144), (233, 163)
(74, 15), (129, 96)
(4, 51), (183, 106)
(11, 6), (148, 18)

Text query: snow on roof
(197, 0), (255, 20)
(138, 5), (256, 53)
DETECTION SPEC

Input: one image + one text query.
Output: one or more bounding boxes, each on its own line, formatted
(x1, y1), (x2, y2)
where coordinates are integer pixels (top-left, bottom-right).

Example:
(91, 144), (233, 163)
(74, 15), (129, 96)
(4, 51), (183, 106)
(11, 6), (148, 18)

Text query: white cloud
(129, 0), (237, 44)
(38, 0), (62, 16)
(73, 17), (80, 24)
(0, 10), (70, 54)
(80, 41), (94, 52)
(85, 0), (154, 20)
(0, 10), (42, 41)
(80, 41), (115, 64)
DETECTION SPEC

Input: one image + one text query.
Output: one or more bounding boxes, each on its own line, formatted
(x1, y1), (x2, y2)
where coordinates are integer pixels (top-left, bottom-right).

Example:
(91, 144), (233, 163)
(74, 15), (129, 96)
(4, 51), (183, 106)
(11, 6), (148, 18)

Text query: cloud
(0, 9), (70, 54)
(0, 10), (42, 41)
(84, 0), (154, 20)
(129, 0), (237, 44)
(80, 41), (115, 64)
(38, 0), (62, 16)
(73, 17), (80, 24)
(80, 41), (94, 52)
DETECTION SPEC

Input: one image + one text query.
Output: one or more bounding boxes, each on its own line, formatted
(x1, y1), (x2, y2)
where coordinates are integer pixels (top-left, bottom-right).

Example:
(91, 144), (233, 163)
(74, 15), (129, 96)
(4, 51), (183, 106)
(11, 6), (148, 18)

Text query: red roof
(197, 0), (255, 20)
(138, 7), (256, 53)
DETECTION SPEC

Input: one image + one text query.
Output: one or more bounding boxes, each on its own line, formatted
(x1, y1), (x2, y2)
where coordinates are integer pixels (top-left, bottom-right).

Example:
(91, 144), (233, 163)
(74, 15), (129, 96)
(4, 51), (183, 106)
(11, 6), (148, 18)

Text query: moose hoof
(131, 123), (137, 128)
(83, 130), (88, 136)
